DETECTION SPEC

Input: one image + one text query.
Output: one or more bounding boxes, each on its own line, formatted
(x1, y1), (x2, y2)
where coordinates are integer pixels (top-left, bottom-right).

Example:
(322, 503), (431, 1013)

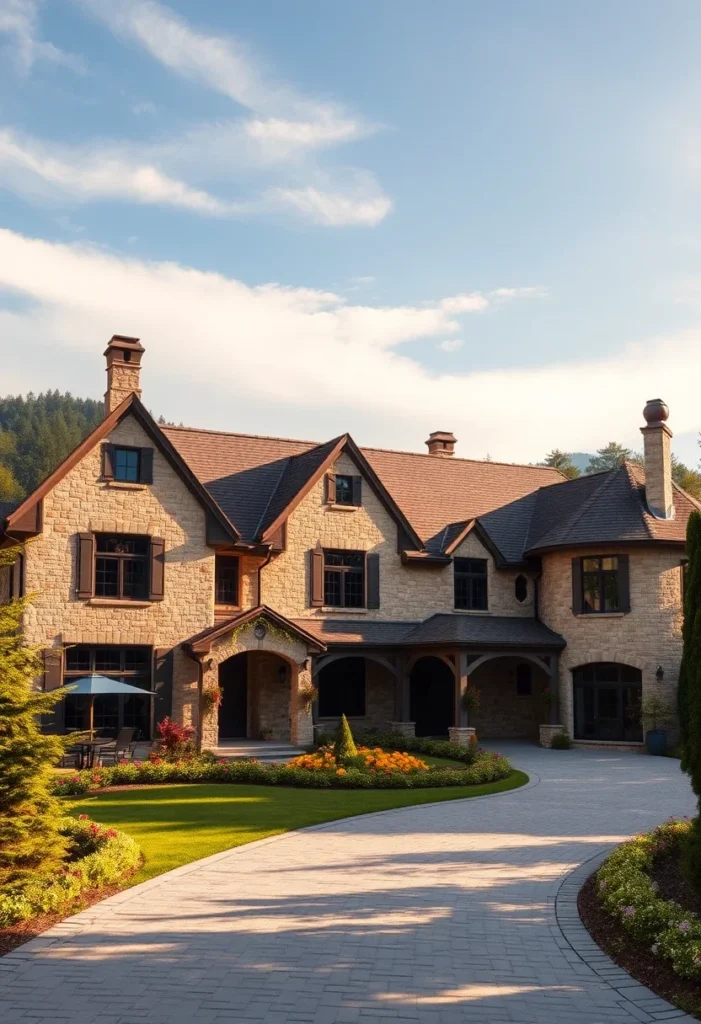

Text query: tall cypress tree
(0, 547), (68, 886)
(679, 512), (701, 887)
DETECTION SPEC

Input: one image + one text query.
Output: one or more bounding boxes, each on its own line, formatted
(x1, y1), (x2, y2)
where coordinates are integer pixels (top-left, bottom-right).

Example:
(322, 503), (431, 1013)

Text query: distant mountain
(570, 452), (594, 473)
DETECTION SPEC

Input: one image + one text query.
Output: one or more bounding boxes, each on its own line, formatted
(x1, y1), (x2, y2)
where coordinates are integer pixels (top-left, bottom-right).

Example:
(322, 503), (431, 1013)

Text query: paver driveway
(1, 744), (697, 1024)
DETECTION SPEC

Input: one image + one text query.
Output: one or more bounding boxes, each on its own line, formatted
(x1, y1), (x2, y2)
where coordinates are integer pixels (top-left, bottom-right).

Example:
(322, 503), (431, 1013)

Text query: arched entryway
(218, 650), (296, 742)
(573, 663), (642, 742)
(410, 656), (454, 737)
(218, 653), (248, 740)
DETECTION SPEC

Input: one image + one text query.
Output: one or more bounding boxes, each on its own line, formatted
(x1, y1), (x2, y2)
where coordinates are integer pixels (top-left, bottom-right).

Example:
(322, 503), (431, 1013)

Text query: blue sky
(1, 0), (700, 465)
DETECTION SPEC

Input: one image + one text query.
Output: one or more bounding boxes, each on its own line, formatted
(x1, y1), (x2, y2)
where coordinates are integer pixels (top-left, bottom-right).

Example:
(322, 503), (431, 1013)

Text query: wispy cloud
(0, 0), (84, 73)
(439, 338), (464, 352)
(267, 177), (392, 227)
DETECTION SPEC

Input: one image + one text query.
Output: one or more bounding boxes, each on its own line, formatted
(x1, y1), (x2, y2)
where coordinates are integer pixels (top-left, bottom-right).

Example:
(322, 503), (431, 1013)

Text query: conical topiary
(0, 546), (69, 886)
(334, 714), (358, 764)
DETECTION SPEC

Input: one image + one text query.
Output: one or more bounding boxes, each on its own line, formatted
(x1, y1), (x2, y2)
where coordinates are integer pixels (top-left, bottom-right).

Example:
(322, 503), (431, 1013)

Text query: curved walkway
(1, 744), (697, 1024)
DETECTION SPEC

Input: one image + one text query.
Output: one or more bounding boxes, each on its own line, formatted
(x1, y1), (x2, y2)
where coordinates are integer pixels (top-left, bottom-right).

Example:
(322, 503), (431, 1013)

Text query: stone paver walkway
(1, 744), (697, 1024)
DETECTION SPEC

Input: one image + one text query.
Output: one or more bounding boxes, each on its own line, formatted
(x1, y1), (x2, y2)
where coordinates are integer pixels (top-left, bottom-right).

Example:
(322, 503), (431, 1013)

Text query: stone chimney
(104, 335), (144, 415)
(425, 430), (457, 458)
(640, 398), (674, 519)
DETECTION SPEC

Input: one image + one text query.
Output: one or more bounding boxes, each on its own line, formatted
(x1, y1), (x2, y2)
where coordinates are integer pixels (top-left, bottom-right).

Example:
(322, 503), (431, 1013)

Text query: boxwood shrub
(596, 818), (701, 979)
(52, 749), (512, 797)
(0, 817), (141, 929)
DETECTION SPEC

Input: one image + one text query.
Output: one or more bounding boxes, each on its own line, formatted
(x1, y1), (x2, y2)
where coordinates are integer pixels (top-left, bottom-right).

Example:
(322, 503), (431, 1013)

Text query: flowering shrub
(52, 748), (512, 795)
(596, 818), (701, 979)
(150, 716), (196, 761)
(317, 729), (482, 766)
(290, 747), (430, 774)
(202, 688), (223, 715)
(0, 816), (140, 928)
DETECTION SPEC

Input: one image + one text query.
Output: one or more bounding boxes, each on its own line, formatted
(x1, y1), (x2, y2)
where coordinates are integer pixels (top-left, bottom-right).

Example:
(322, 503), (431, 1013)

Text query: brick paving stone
(2, 743), (699, 1023)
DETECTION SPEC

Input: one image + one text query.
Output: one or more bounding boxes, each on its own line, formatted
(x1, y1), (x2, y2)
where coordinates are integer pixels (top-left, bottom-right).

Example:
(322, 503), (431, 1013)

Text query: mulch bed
(0, 866), (141, 959)
(578, 852), (701, 1021)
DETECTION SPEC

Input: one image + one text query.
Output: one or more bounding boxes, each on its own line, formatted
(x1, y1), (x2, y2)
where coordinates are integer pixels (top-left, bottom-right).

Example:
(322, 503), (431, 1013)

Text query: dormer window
(454, 558), (488, 610)
(101, 444), (153, 484)
(114, 447), (140, 482)
(335, 475), (354, 506)
(324, 472), (362, 507)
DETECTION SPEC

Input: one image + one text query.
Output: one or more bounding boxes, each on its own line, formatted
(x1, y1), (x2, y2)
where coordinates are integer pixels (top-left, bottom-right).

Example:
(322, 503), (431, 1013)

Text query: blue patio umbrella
(64, 674), (156, 737)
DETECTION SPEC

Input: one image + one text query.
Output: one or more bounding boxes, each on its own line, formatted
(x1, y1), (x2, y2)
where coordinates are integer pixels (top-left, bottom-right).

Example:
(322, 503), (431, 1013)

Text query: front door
(218, 654), (248, 739)
(410, 657), (454, 737)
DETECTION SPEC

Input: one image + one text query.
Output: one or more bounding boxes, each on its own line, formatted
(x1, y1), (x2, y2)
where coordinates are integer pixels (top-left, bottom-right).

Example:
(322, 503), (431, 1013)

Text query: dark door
(410, 657), (454, 737)
(218, 654), (248, 739)
(573, 663), (642, 741)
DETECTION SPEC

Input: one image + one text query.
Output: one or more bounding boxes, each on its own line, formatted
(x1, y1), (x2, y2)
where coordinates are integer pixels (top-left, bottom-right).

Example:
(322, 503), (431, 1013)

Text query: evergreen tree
(543, 449), (581, 480)
(334, 714), (358, 764)
(586, 442), (633, 474)
(0, 546), (68, 886)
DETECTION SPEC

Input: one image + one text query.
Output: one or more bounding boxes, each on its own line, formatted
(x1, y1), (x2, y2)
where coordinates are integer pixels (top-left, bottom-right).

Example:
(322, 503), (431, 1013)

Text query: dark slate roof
(257, 437), (342, 536)
(402, 614), (566, 649)
(292, 619), (419, 646)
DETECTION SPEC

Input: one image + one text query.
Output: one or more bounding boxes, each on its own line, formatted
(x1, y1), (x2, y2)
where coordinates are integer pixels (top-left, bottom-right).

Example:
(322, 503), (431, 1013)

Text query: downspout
(195, 656), (205, 752)
(257, 547), (273, 606)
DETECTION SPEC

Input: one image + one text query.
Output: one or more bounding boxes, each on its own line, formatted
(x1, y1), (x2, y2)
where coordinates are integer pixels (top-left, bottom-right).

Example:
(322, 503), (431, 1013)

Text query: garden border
(555, 851), (696, 1022)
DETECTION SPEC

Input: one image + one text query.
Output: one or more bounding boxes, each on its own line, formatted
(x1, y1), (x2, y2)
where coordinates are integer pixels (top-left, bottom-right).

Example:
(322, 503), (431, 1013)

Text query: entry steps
(206, 740), (306, 763)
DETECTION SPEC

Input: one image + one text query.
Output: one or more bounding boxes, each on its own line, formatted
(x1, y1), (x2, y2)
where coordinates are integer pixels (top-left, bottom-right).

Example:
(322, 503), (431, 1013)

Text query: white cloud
(0, 128), (245, 214)
(439, 338), (464, 352)
(441, 293), (489, 314)
(3, 227), (697, 465)
(0, 0), (84, 73)
(266, 178), (392, 227)
(489, 286), (549, 301)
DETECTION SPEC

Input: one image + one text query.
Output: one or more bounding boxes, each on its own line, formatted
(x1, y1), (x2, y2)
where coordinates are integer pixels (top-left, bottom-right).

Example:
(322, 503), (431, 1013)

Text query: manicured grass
(70, 771), (528, 884)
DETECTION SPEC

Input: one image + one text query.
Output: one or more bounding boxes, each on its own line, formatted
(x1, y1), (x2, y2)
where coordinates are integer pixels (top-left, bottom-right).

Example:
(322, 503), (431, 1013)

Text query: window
(573, 663), (642, 742)
(335, 474), (354, 506)
(114, 447), (140, 482)
(318, 658), (365, 717)
(581, 556), (619, 613)
(63, 645), (152, 738)
(215, 556), (240, 605)
(516, 663), (532, 696)
(324, 550), (365, 607)
(95, 534), (149, 600)
(454, 558), (488, 610)
(515, 574), (528, 603)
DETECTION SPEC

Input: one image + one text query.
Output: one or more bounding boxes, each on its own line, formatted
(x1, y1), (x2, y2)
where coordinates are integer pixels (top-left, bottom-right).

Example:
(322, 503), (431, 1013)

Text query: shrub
(0, 815), (140, 928)
(550, 732), (572, 749)
(150, 716), (196, 761)
(596, 818), (701, 980)
(334, 714), (358, 763)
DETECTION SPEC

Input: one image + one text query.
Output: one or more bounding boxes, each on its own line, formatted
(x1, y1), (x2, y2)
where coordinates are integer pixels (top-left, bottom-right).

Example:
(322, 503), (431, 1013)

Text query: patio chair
(60, 743), (82, 768)
(97, 727), (136, 766)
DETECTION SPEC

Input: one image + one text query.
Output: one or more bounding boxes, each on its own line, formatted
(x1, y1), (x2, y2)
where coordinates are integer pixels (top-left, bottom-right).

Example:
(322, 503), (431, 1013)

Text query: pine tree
(0, 546), (68, 886)
(586, 442), (633, 474)
(334, 714), (358, 764)
(543, 450), (581, 480)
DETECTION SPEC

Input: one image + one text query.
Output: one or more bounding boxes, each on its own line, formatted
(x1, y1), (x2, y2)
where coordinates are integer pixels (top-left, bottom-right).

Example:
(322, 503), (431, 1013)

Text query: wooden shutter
(101, 443), (115, 480)
(149, 537), (165, 600)
(352, 475), (362, 507)
(153, 647), (173, 727)
(310, 544), (324, 606)
(10, 553), (24, 599)
(324, 473), (336, 505)
(77, 533), (95, 598)
(571, 557), (583, 614)
(617, 554), (631, 613)
(42, 647), (63, 691)
(140, 447), (154, 484)
(366, 552), (380, 609)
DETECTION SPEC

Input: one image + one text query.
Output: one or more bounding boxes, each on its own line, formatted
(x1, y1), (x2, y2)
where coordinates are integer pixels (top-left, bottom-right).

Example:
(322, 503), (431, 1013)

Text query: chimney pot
(425, 431), (457, 458)
(640, 398), (674, 520)
(103, 335), (144, 415)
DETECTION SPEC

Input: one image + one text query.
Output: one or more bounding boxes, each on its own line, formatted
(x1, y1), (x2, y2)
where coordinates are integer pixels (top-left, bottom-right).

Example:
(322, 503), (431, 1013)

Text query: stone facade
(469, 656), (549, 740)
(538, 546), (684, 739)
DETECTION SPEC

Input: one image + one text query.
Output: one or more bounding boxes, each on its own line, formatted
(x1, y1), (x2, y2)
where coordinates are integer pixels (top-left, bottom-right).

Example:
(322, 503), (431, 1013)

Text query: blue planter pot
(645, 729), (667, 756)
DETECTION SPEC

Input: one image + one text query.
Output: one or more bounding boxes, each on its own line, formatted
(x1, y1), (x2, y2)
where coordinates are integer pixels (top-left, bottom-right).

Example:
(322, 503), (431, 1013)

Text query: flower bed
(52, 748), (512, 796)
(596, 818), (701, 980)
(0, 816), (141, 929)
(291, 747), (430, 774)
(316, 728), (484, 766)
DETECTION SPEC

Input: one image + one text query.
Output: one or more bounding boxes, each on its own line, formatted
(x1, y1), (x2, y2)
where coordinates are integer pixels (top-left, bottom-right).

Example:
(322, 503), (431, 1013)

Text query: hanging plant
(298, 682), (319, 714)
(461, 685), (481, 712)
(202, 687), (223, 716)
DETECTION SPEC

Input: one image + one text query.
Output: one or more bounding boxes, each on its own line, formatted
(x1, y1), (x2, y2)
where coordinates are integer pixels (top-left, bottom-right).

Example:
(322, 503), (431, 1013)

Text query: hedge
(0, 817), (141, 929)
(52, 749), (512, 797)
(596, 818), (701, 979)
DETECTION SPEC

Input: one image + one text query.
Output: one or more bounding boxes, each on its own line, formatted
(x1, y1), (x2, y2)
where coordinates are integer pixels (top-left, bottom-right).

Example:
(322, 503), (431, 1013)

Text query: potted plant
(202, 687), (223, 716)
(298, 682), (318, 715)
(460, 685), (480, 725)
(640, 694), (673, 756)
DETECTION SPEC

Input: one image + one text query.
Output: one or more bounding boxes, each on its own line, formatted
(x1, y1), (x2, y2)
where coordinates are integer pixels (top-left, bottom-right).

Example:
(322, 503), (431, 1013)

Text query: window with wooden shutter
(310, 544), (324, 606)
(140, 447), (154, 484)
(366, 552), (380, 609)
(352, 476), (362, 507)
(617, 554), (631, 612)
(153, 647), (173, 726)
(9, 552), (24, 599)
(101, 443), (115, 480)
(42, 647), (63, 691)
(77, 533), (95, 598)
(571, 557), (583, 614)
(324, 473), (336, 505)
(149, 537), (165, 600)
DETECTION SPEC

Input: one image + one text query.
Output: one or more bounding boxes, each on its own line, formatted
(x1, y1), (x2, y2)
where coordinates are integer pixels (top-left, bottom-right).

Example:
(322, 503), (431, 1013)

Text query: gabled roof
(1, 395), (240, 544)
(524, 462), (699, 555)
(184, 605), (326, 656)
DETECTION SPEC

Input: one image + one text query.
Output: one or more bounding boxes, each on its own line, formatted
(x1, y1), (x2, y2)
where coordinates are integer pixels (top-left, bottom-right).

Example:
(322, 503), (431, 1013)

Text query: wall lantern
(655, 665), (664, 682)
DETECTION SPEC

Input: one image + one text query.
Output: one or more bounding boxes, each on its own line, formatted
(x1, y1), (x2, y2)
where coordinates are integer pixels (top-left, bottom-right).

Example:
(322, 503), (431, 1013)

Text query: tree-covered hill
(0, 392), (104, 504)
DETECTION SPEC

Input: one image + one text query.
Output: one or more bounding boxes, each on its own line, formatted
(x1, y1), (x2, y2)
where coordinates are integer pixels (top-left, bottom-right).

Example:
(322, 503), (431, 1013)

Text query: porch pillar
(388, 653), (415, 736)
(290, 661), (314, 748)
(539, 652), (564, 748)
(455, 649), (469, 728)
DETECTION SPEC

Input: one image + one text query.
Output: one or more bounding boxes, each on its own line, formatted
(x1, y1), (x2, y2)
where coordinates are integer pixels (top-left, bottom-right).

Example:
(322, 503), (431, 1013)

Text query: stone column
(455, 649), (469, 728)
(387, 655), (415, 736)
(290, 662), (314, 748)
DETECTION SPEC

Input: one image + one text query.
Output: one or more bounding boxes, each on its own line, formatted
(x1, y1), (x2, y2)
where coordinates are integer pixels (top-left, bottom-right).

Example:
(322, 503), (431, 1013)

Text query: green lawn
(70, 772), (528, 884)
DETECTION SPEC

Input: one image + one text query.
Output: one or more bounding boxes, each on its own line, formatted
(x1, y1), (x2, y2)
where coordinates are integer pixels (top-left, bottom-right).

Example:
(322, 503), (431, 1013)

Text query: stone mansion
(0, 335), (695, 749)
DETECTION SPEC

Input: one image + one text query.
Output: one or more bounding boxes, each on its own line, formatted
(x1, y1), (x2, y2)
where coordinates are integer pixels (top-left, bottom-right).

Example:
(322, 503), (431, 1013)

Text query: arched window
(515, 574), (528, 603)
(318, 658), (366, 718)
(573, 663), (642, 742)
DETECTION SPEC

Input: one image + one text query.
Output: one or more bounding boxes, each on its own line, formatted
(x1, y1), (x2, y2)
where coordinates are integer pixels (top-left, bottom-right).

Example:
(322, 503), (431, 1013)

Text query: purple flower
(679, 921), (691, 933)
(651, 944), (659, 954)
(622, 906), (636, 917)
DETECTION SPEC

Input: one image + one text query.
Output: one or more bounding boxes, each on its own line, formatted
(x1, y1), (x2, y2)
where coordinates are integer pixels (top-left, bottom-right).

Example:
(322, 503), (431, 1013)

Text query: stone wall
(469, 657), (549, 740)
(261, 452), (537, 622)
(538, 546), (684, 738)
